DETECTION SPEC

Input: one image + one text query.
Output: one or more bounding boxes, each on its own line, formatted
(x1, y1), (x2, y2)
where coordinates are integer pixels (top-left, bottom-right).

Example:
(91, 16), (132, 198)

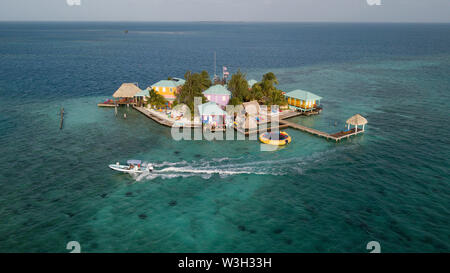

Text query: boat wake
(133, 147), (348, 181)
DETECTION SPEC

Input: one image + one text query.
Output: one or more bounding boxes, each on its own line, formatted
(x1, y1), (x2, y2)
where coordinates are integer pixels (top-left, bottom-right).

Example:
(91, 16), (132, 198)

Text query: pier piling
(59, 107), (64, 130)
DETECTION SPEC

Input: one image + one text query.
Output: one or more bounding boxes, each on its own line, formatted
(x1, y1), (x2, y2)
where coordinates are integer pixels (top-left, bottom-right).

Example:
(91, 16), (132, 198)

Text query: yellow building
(150, 78), (185, 105)
(284, 89), (322, 112)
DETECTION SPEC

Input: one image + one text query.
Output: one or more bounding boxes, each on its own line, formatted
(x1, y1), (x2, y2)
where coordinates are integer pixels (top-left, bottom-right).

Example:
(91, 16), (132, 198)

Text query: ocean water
(0, 22), (449, 252)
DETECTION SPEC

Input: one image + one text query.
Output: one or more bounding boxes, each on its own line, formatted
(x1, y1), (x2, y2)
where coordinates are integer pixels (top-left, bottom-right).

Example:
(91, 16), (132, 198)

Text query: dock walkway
(279, 119), (364, 141)
(279, 120), (330, 138)
(234, 124), (290, 136)
(132, 105), (363, 141)
(133, 106), (174, 127)
(133, 106), (201, 128)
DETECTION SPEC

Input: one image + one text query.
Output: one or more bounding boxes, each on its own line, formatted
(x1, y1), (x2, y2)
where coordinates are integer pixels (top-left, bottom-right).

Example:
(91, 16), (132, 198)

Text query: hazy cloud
(0, 0), (449, 22)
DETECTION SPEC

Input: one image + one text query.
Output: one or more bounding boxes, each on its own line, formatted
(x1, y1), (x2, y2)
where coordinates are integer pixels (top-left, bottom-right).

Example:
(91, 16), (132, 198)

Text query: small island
(98, 69), (366, 142)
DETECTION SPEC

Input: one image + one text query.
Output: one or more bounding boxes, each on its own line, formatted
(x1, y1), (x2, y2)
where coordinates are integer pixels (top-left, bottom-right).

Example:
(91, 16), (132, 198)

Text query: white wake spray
(130, 145), (351, 182)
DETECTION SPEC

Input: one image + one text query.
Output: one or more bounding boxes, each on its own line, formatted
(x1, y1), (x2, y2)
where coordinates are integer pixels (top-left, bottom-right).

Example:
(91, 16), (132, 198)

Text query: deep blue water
(0, 22), (449, 252)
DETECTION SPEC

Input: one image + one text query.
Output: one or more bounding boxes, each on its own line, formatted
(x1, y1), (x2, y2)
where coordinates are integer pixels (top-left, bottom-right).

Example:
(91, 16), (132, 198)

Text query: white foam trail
(156, 166), (268, 176)
(133, 145), (351, 181)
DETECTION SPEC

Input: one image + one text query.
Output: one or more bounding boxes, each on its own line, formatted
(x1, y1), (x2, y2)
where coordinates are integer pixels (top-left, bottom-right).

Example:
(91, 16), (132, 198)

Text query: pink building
(203, 85), (231, 106)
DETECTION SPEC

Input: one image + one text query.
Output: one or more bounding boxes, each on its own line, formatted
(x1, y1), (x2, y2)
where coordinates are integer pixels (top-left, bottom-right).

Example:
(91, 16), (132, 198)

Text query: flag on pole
(223, 66), (229, 77)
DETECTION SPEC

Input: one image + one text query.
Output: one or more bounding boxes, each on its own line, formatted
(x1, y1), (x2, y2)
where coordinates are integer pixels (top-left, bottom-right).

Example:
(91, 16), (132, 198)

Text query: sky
(0, 0), (449, 22)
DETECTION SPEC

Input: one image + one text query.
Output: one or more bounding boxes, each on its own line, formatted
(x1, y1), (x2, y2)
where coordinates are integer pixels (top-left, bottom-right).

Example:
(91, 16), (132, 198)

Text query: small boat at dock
(109, 160), (153, 174)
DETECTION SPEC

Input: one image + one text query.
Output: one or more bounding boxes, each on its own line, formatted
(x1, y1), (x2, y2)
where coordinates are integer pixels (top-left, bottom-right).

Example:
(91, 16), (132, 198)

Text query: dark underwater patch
(65, 212), (75, 218)
(138, 213), (147, 219)
(273, 228), (283, 234)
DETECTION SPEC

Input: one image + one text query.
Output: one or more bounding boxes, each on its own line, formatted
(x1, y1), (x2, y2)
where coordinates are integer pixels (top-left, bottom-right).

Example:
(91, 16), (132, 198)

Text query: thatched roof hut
(346, 114), (368, 131)
(346, 114), (368, 126)
(113, 83), (142, 98)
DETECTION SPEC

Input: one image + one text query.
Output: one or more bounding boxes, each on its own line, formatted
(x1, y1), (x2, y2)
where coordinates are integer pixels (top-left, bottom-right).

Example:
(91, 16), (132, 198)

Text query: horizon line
(1, 20), (450, 24)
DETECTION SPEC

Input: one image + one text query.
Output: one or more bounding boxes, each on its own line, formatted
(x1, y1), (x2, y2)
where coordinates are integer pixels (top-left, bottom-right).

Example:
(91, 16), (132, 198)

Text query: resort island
(99, 68), (366, 142)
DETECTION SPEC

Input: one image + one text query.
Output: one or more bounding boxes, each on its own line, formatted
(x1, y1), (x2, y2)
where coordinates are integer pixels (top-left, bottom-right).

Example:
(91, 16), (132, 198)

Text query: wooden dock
(127, 104), (363, 142)
(279, 120), (330, 138)
(97, 103), (116, 108)
(133, 106), (174, 127)
(234, 124), (290, 136)
(279, 119), (364, 141)
(133, 106), (201, 128)
(98, 101), (136, 107)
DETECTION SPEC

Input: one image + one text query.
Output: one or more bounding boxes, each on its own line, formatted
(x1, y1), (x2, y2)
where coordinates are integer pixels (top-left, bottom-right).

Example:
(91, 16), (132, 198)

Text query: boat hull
(109, 164), (145, 174)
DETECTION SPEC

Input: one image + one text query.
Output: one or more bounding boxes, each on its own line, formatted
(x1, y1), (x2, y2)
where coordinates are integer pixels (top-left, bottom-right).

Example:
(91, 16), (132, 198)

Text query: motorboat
(109, 160), (153, 174)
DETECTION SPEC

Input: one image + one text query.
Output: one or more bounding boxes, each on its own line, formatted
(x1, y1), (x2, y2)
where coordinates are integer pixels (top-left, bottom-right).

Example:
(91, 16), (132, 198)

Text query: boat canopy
(127, 160), (142, 165)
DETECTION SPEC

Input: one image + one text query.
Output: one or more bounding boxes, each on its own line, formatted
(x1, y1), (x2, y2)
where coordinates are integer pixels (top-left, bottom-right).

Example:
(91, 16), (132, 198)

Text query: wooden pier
(279, 119), (364, 141)
(133, 106), (201, 128)
(98, 102), (135, 108)
(279, 120), (330, 138)
(97, 103), (116, 108)
(127, 103), (365, 142)
(133, 106), (174, 127)
(234, 124), (290, 136)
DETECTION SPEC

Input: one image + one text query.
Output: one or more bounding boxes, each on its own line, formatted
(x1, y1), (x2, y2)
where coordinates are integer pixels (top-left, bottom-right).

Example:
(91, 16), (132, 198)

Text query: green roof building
(134, 89), (150, 97)
(247, 79), (258, 87)
(203, 85), (231, 106)
(172, 78), (185, 87)
(284, 89), (322, 112)
(151, 80), (178, 88)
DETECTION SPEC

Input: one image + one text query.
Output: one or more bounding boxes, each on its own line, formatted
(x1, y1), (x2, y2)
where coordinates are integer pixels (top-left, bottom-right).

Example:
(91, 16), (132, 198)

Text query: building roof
(198, 102), (227, 116)
(134, 89), (150, 97)
(284, 89), (322, 101)
(247, 79), (258, 87)
(151, 80), (178, 88)
(172, 78), (185, 86)
(346, 114), (368, 126)
(203, 84), (231, 96)
(242, 100), (260, 116)
(113, 83), (142, 98)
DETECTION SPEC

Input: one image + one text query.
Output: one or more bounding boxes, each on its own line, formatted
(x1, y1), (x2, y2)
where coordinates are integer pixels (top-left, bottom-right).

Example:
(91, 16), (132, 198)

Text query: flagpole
(214, 51), (216, 78)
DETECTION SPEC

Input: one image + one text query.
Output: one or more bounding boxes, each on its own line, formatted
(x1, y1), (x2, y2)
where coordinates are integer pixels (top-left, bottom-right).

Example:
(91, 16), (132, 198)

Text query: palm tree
(174, 71), (209, 114)
(149, 89), (168, 108)
(227, 69), (249, 105)
(255, 72), (286, 106)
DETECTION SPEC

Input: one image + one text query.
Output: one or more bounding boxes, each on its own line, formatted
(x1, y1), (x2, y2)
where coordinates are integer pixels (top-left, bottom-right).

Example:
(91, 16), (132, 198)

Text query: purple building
(203, 85), (231, 106)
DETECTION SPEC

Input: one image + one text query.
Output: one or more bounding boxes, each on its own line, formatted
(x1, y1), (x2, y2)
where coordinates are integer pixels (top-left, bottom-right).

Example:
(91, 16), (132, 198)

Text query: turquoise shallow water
(0, 23), (449, 252)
